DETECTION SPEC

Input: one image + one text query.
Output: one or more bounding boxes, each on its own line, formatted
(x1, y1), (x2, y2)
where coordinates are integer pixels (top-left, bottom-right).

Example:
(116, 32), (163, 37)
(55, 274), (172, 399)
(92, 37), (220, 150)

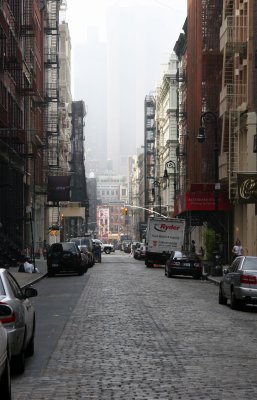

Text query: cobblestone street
(12, 254), (257, 399)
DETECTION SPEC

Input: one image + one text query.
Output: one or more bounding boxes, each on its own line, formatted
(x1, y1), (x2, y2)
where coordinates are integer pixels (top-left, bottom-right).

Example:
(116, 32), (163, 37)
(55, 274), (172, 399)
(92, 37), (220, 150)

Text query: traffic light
(121, 207), (128, 216)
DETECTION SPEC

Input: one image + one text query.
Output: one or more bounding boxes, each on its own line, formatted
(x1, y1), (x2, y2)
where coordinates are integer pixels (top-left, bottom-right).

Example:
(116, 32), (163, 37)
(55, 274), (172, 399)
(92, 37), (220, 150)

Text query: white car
(0, 268), (37, 374)
(0, 321), (11, 398)
(92, 239), (114, 254)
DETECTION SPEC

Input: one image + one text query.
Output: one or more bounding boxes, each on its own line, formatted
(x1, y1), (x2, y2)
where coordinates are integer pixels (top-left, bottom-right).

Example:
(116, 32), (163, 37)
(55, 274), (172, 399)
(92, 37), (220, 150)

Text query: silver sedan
(219, 256), (257, 309)
(0, 268), (37, 373)
(0, 321), (11, 398)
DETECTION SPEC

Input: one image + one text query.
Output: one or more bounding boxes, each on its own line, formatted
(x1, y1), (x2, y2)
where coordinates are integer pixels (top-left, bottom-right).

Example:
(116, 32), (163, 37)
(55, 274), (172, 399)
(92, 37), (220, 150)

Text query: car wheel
(0, 357), (11, 399)
(78, 266), (84, 276)
(105, 248), (111, 254)
(167, 267), (172, 278)
(26, 318), (35, 357)
(48, 269), (55, 277)
(230, 289), (240, 309)
(12, 347), (25, 374)
(218, 285), (227, 305)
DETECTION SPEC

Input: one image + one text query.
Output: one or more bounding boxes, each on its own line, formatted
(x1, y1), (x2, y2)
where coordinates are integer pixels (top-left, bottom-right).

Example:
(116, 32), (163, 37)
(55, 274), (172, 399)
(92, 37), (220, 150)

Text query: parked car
(70, 237), (95, 267)
(0, 321), (11, 398)
(219, 256), (257, 309)
(78, 245), (90, 272)
(134, 243), (146, 260)
(47, 242), (85, 276)
(165, 251), (202, 279)
(0, 268), (37, 374)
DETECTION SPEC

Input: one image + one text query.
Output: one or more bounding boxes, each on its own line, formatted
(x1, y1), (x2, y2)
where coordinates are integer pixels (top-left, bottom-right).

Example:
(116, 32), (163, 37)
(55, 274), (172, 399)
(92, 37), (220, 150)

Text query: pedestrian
(191, 240), (196, 253)
(232, 239), (243, 260)
(129, 243), (133, 256)
(18, 256), (26, 272)
(199, 246), (205, 258)
(23, 258), (40, 273)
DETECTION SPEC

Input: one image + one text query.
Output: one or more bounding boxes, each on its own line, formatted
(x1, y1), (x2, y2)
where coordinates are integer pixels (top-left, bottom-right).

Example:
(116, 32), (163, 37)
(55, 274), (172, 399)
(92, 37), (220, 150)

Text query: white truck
(145, 217), (185, 268)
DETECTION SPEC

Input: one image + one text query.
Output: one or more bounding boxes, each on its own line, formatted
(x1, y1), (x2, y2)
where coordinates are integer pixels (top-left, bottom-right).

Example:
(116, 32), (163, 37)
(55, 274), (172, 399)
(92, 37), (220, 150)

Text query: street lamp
(197, 111), (220, 210)
(152, 180), (162, 215)
(163, 160), (177, 198)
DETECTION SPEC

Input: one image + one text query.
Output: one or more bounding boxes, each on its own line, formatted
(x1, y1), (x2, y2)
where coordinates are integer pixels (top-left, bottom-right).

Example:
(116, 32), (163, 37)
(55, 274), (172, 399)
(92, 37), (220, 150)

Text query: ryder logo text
(155, 224), (180, 232)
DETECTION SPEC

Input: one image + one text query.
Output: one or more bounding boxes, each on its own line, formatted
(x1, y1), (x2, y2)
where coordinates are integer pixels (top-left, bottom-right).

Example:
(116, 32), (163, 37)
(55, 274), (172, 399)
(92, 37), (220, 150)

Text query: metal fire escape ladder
(44, 0), (61, 173)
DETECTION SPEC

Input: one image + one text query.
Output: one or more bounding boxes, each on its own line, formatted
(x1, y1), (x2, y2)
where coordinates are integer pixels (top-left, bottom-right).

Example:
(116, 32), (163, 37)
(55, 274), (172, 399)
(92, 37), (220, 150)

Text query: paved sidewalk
(8, 258), (48, 288)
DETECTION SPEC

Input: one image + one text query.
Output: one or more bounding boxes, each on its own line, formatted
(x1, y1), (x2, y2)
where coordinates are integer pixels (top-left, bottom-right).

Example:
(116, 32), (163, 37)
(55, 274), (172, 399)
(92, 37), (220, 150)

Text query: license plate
(183, 263), (191, 267)
(52, 263), (58, 267)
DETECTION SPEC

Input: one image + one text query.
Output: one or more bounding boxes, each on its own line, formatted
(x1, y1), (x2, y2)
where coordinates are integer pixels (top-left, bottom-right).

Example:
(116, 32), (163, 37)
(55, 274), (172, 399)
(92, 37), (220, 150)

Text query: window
(7, 272), (24, 299)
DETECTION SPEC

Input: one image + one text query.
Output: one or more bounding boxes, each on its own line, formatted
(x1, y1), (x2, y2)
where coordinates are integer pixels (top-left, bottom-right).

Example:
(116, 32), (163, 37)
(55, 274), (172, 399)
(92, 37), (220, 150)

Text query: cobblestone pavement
(12, 254), (257, 399)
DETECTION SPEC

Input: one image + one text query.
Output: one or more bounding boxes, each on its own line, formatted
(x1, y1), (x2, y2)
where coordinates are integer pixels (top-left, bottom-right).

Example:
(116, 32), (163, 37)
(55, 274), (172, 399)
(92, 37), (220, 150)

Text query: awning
(174, 183), (231, 217)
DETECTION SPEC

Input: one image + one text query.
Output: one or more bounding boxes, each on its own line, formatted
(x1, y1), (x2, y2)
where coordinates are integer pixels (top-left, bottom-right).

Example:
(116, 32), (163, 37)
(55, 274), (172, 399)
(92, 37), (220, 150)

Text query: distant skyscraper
(106, 2), (184, 175)
(72, 27), (108, 175)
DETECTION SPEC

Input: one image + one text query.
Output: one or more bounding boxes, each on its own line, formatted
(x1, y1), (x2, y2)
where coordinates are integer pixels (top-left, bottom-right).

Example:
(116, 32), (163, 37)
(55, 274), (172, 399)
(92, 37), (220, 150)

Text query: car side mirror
(24, 287), (38, 298)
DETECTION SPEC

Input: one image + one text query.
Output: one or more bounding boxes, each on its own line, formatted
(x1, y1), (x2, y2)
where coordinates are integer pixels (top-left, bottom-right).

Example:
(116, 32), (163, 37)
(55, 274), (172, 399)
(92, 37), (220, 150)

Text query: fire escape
(219, 0), (248, 201)
(144, 95), (156, 221)
(44, 0), (61, 228)
(0, 0), (42, 253)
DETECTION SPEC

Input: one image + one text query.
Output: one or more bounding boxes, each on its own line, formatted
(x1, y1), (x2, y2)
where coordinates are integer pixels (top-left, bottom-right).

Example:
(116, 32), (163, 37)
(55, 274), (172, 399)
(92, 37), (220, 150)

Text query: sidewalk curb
(21, 273), (48, 289)
(206, 276), (221, 286)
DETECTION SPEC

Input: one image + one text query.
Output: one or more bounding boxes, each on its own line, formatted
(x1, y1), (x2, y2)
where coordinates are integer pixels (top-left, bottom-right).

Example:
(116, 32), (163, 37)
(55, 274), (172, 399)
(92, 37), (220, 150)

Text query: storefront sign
(237, 173), (257, 203)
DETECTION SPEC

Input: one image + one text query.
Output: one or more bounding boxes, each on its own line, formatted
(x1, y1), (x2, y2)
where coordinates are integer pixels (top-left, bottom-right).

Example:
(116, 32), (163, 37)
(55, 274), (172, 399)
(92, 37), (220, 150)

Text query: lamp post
(163, 160), (177, 198)
(197, 111), (219, 210)
(152, 180), (162, 215)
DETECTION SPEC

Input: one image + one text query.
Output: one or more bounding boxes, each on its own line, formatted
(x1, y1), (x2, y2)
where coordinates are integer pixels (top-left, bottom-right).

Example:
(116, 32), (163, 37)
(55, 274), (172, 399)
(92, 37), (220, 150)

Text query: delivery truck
(145, 217), (185, 268)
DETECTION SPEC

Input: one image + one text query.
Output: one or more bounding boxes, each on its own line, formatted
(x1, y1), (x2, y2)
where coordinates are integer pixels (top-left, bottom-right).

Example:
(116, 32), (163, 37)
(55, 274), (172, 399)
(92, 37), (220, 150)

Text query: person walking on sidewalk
(190, 240), (196, 253)
(232, 239), (243, 260)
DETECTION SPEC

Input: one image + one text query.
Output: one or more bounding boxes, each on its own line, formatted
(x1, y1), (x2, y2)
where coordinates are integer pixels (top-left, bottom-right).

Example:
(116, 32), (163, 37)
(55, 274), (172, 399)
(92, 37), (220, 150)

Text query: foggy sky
(66, 0), (187, 176)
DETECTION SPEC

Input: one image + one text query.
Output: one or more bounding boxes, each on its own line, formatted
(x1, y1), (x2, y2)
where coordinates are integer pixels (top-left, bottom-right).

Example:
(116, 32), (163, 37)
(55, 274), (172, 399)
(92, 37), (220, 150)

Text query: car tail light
(240, 274), (257, 285)
(0, 303), (16, 324)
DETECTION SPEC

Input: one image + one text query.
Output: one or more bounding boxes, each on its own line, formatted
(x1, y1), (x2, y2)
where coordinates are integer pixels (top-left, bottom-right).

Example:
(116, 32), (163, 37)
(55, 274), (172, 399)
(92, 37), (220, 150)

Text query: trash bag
(18, 263), (25, 272)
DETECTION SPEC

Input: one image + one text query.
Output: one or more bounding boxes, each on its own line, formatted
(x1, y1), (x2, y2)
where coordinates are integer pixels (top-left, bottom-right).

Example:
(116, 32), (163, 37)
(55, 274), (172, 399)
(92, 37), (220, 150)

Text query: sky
(65, 0), (187, 175)
(66, 0), (187, 43)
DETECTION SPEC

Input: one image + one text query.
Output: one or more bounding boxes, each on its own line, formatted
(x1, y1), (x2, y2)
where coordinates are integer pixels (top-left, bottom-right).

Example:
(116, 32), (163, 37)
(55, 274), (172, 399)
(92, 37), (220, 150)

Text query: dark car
(219, 256), (257, 309)
(165, 251), (202, 279)
(70, 237), (95, 267)
(47, 242), (85, 276)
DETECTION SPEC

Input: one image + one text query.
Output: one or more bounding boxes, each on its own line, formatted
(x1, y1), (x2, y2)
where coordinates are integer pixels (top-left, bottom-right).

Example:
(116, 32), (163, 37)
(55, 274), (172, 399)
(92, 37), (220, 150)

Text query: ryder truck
(145, 217), (185, 268)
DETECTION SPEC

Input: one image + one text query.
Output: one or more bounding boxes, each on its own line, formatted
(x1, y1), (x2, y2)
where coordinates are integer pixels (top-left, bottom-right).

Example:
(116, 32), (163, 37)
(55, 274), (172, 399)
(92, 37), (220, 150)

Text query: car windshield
(172, 251), (198, 260)
(172, 251), (183, 259)
(70, 238), (80, 245)
(62, 243), (76, 251)
(243, 258), (257, 271)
